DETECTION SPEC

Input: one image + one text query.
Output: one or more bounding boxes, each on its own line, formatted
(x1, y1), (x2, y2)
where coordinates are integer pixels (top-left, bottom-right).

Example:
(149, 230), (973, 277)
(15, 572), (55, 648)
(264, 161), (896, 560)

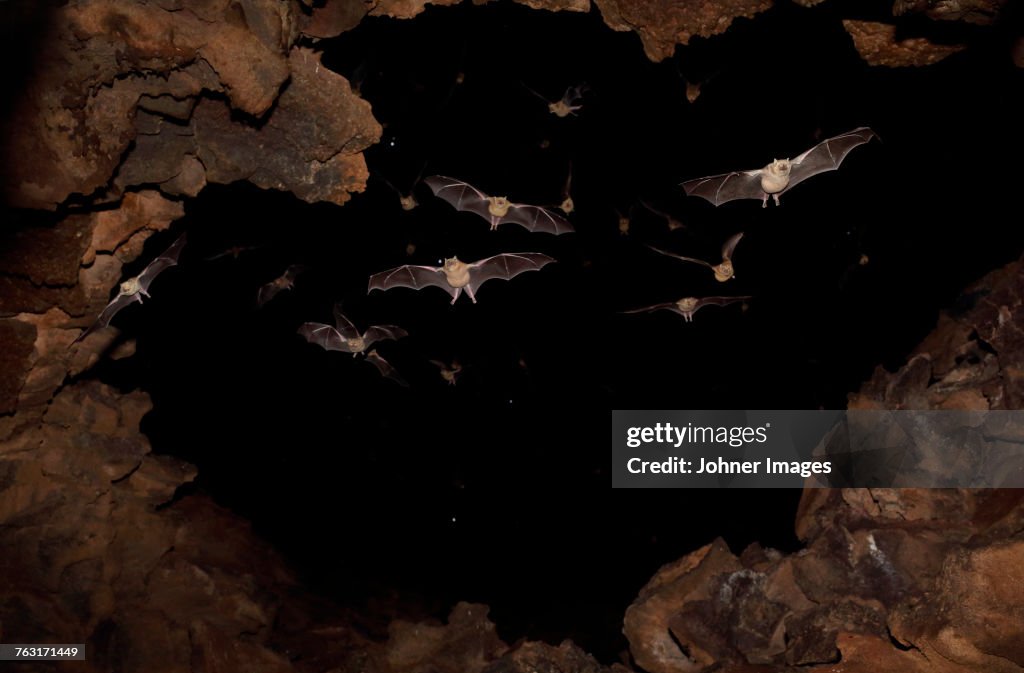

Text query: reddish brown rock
(843, 20), (967, 67)
(0, 319), (36, 416)
(594, 0), (773, 62)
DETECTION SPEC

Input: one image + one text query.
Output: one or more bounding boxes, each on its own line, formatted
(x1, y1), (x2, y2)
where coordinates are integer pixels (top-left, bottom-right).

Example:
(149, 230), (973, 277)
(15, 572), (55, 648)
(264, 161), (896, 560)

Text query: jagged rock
(483, 640), (625, 673)
(593, 0), (773, 62)
(843, 20), (968, 67)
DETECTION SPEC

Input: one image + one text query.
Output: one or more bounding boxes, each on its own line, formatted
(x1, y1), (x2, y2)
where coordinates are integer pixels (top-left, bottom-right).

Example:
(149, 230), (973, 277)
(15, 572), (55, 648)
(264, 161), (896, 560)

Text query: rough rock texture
(623, 258), (1024, 673)
(2, 0), (380, 211)
(844, 20), (968, 67)
(593, 0), (773, 62)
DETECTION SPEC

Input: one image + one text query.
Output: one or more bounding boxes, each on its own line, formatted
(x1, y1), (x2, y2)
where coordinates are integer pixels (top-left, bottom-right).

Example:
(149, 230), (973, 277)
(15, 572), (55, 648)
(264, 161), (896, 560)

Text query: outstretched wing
(424, 175), (494, 225)
(786, 127), (878, 192)
(137, 233), (187, 290)
(721, 232), (744, 260)
(297, 322), (348, 352)
(644, 243), (713, 268)
(71, 293), (141, 344)
(365, 350), (409, 387)
(331, 305), (361, 341)
(681, 170), (764, 206)
(466, 253), (555, 294)
(368, 264), (456, 300)
(503, 204), (574, 235)
(362, 325), (408, 349)
(621, 302), (679, 316)
(695, 296), (752, 311)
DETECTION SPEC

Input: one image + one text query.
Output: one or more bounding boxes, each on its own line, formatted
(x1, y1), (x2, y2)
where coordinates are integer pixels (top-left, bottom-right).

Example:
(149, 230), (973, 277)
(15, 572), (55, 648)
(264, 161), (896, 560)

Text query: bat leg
(761, 193), (768, 208)
(450, 288), (461, 305)
(489, 220), (499, 231)
(466, 286), (478, 304)
(772, 193), (781, 206)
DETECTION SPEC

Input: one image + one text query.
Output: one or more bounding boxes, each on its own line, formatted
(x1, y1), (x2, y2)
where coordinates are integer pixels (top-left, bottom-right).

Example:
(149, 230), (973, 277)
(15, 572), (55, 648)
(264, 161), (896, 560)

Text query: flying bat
(430, 359), (463, 386)
(366, 350), (409, 387)
(556, 162), (574, 215)
(297, 305), (408, 356)
(645, 232), (744, 282)
(378, 163), (426, 211)
(623, 296), (751, 322)
(681, 127), (878, 207)
(368, 253), (555, 305)
(71, 233), (187, 345)
(204, 244), (261, 262)
(523, 82), (588, 117)
(257, 264), (306, 307)
(424, 176), (574, 235)
(639, 200), (687, 233)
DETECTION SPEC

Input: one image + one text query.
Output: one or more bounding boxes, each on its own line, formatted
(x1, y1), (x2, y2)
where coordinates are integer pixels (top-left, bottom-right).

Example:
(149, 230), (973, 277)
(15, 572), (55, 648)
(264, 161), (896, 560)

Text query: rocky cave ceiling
(2, 0), (1024, 672)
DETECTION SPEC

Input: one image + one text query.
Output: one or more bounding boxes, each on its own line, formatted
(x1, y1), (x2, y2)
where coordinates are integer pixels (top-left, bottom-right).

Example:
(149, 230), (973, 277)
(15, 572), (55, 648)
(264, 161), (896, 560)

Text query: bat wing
(621, 302), (679, 315)
(695, 296), (752, 311)
(681, 169), (764, 206)
(502, 204), (574, 235)
(72, 293), (141, 344)
(721, 232), (744, 260)
(365, 350), (409, 387)
(368, 264), (456, 300)
(423, 175), (494, 224)
(257, 281), (282, 307)
(297, 322), (349, 352)
(644, 244), (712, 268)
(331, 305), (361, 341)
(362, 325), (408, 348)
(786, 127), (878, 191)
(283, 264), (308, 282)
(137, 233), (187, 290)
(466, 253), (555, 293)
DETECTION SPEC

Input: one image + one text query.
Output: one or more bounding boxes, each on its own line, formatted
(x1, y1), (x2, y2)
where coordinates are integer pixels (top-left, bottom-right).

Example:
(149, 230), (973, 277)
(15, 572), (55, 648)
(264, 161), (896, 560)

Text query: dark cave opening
(70, 0), (1024, 663)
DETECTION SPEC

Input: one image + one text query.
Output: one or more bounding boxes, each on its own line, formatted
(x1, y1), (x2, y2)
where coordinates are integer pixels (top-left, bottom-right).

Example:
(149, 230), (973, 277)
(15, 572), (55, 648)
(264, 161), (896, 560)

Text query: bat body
(368, 253), (555, 305)
(523, 83), (587, 117)
(624, 296), (751, 322)
(297, 305), (407, 356)
(681, 127), (878, 207)
(379, 164), (426, 211)
(258, 264), (306, 307)
(430, 359), (463, 386)
(557, 162), (574, 215)
(424, 176), (574, 235)
(72, 233), (187, 345)
(297, 306), (408, 386)
(646, 232), (744, 282)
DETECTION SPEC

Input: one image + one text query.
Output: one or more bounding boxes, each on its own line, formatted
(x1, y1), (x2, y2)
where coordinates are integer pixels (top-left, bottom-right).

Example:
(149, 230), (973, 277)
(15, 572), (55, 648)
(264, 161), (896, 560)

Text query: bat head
(399, 195), (418, 211)
(347, 336), (366, 353)
(713, 261), (734, 282)
(487, 197), (511, 217)
(443, 256), (463, 272)
(120, 277), (142, 295)
(677, 297), (699, 312)
(767, 159), (792, 177)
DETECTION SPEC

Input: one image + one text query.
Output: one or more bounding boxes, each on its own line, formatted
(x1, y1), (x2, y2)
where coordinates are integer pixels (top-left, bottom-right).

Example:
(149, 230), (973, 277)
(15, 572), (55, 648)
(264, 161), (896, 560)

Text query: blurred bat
(623, 296), (752, 322)
(378, 163), (426, 211)
(204, 244), (261, 262)
(681, 127), (878, 207)
(72, 233), (187, 345)
(430, 359), (463, 386)
(522, 82), (588, 117)
(368, 252), (555, 304)
(556, 162), (574, 215)
(366, 350), (409, 387)
(616, 206), (635, 236)
(424, 176), (574, 235)
(257, 264), (306, 307)
(639, 200), (687, 233)
(297, 304), (407, 356)
(645, 232), (744, 282)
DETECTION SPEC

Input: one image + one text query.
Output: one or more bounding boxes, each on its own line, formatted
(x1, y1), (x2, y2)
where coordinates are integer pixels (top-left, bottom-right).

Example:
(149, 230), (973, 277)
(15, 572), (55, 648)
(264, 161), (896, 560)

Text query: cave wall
(0, 0), (1021, 671)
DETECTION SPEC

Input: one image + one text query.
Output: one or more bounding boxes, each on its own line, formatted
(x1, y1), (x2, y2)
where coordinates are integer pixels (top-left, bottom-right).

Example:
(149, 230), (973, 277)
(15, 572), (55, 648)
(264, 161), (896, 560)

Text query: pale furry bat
(430, 359), (463, 386)
(645, 232), (744, 282)
(297, 306), (409, 386)
(523, 83), (588, 117)
(639, 200), (687, 233)
(257, 264), (306, 307)
(424, 176), (574, 235)
(623, 296), (751, 322)
(72, 233), (187, 345)
(368, 253), (555, 305)
(379, 163), (426, 211)
(681, 127), (878, 207)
